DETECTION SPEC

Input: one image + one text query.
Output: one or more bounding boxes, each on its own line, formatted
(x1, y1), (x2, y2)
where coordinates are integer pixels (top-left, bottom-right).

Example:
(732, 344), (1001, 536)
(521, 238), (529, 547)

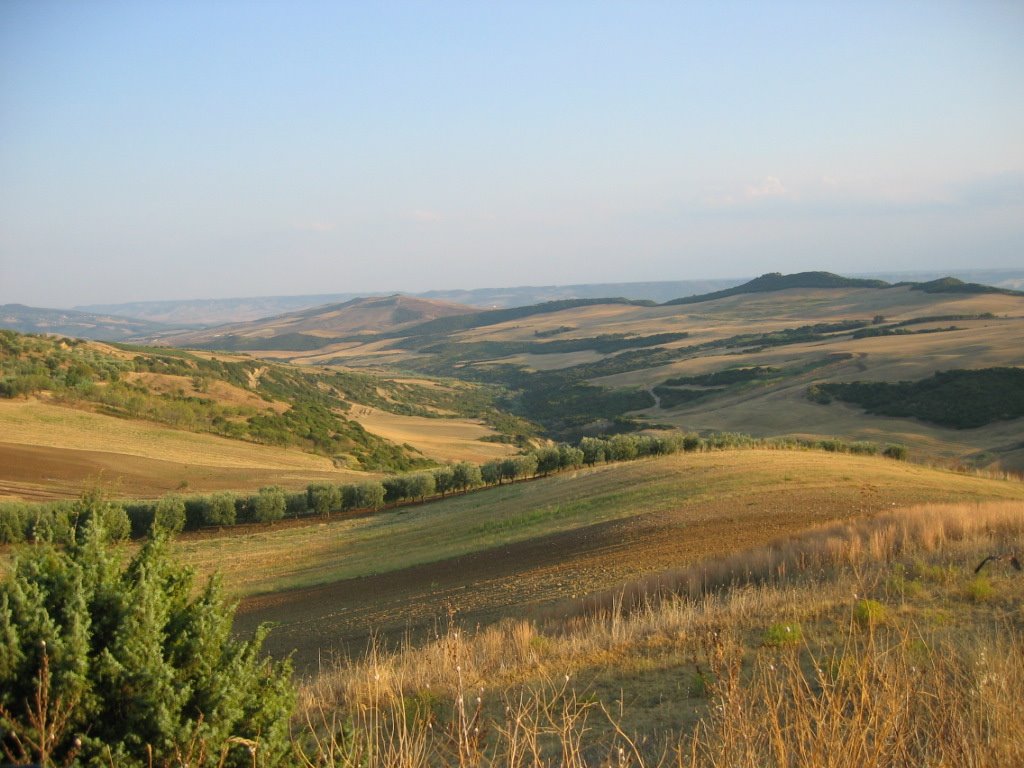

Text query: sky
(1, 1), (1022, 308)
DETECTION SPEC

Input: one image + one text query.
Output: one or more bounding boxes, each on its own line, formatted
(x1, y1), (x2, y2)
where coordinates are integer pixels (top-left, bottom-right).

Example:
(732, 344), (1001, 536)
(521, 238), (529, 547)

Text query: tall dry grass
(293, 500), (1024, 767)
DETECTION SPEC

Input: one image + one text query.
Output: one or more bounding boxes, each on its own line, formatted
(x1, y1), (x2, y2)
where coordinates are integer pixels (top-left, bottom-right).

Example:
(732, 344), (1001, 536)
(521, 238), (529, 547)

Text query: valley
(2, 271), (1023, 764)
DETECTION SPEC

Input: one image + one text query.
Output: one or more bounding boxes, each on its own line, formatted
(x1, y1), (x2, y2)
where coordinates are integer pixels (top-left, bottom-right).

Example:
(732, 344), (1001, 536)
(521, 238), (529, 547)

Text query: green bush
(285, 491), (309, 517)
(153, 494), (187, 533)
(0, 519), (294, 766)
(69, 491), (130, 542)
(854, 598), (888, 628)
(307, 483), (341, 516)
(763, 622), (803, 647)
(203, 492), (237, 526)
(253, 486), (286, 523)
(883, 444), (908, 461)
(342, 481), (385, 511)
(0, 503), (30, 544)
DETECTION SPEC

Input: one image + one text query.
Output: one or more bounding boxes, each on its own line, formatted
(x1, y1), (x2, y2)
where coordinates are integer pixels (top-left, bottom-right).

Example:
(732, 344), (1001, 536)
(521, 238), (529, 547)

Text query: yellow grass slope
(223, 448), (1024, 668)
(347, 405), (516, 463)
(202, 447), (1024, 599)
(0, 399), (365, 500)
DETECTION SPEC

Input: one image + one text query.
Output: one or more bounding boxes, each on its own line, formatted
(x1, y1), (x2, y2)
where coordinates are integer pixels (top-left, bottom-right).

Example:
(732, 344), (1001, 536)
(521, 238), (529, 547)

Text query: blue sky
(1, 0), (1022, 307)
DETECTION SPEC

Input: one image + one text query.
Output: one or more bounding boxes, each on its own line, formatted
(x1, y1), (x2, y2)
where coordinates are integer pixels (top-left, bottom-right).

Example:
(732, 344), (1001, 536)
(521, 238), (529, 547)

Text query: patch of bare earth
(236, 485), (942, 673)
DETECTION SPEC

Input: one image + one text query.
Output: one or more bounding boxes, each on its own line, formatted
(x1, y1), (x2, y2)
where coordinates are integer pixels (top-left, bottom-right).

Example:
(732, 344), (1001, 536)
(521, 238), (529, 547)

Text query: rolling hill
(0, 329), (518, 499)
(69, 268), (1024, 325)
(184, 273), (1022, 472)
(0, 303), (185, 341)
(155, 294), (476, 350)
(216, 448), (1024, 668)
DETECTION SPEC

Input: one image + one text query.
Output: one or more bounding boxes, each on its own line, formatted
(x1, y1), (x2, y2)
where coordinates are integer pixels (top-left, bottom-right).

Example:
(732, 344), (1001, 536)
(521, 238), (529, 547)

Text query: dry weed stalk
(294, 500), (1024, 768)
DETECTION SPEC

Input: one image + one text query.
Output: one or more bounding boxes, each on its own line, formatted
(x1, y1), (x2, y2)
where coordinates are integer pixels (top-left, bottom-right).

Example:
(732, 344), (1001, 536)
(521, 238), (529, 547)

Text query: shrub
(153, 494), (186, 534)
(0, 520), (294, 766)
(343, 481), (385, 511)
(451, 461), (483, 492)
(854, 598), (888, 628)
(533, 446), (562, 476)
(763, 622), (803, 647)
(557, 444), (585, 469)
(883, 444), (908, 461)
(404, 471), (436, 500)
(253, 486), (286, 523)
(0, 503), (29, 544)
(965, 575), (996, 603)
(682, 433), (703, 452)
(307, 483), (341, 516)
(203, 492), (237, 526)
(579, 436), (608, 465)
(69, 490), (130, 542)
(607, 434), (639, 461)
(432, 465), (456, 496)
(481, 459), (504, 485)
(285, 491), (309, 517)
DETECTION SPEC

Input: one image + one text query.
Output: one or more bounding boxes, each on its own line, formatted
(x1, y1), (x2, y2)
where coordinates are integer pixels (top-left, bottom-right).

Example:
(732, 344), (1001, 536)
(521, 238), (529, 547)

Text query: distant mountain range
(160, 294), (476, 350)
(150, 271), (1024, 353)
(0, 304), (186, 341)
(71, 268), (1024, 326)
(73, 279), (746, 325)
(3, 269), (1021, 344)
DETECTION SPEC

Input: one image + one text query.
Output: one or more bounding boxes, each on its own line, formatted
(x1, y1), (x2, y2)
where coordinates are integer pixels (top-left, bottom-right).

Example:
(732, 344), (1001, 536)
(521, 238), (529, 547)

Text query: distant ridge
(77, 279), (744, 324)
(373, 297), (657, 341)
(908, 277), (1024, 297)
(663, 272), (891, 305)
(158, 294), (475, 350)
(0, 303), (182, 341)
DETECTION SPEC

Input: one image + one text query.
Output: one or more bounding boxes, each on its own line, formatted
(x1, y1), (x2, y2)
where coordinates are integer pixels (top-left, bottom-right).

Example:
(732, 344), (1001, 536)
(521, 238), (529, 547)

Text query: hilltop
(663, 270), (891, 305)
(216, 274), (1021, 472)
(156, 294), (475, 350)
(66, 268), (1024, 326)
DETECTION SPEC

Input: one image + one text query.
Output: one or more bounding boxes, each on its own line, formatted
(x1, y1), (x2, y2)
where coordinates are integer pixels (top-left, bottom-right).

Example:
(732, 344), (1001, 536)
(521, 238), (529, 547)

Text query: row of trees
(0, 432), (905, 544)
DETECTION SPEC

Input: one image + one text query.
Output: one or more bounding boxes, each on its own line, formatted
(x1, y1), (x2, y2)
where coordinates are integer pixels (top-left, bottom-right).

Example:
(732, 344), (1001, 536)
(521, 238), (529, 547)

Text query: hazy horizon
(2, 1), (1022, 307)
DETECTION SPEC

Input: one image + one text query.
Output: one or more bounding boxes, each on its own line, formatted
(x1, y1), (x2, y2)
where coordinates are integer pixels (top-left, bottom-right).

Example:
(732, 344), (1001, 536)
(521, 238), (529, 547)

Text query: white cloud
(409, 209), (443, 223)
(744, 176), (787, 199)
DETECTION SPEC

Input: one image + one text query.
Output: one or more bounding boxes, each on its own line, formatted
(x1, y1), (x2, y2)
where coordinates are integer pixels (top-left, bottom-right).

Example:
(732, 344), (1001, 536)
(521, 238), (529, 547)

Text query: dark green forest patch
(807, 368), (1024, 429)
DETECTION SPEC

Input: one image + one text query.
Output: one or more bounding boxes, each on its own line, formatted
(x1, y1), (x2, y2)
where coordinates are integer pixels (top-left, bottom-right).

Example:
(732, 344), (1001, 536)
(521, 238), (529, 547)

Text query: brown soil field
(231, 450), (1024, 673)
(0, 442), (362, 501)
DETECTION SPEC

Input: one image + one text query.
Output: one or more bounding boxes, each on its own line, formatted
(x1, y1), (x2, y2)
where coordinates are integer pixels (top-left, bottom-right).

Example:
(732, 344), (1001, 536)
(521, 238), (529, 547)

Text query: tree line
(0, 432), (906, 545)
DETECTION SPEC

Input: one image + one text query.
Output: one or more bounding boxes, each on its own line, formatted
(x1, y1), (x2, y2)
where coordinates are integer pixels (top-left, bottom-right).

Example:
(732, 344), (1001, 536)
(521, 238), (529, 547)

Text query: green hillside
(0, 329), (506, 471)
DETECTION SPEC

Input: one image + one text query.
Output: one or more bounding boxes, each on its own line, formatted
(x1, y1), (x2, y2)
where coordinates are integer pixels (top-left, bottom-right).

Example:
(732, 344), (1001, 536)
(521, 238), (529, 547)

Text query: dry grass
(0, 399), (364, 500)
(192, 451), (1024, 600)
(122, 371), (291, 412)
(350, 407), (517, 464)
(291, 499), (1024, 767)
(0, 399), (334, 470)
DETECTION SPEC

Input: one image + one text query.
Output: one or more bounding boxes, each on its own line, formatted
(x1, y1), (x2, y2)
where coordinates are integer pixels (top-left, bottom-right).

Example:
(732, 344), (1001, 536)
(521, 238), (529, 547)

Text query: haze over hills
(68, 268), (1024, 327)
(185, 270), (1021, 473)
(153, 271), (1024, 355)
(74, 278), (748, 325)
(0, 303), (187, 341)
(3, 271), (1022, 477)
(158, 294), (477, 350)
